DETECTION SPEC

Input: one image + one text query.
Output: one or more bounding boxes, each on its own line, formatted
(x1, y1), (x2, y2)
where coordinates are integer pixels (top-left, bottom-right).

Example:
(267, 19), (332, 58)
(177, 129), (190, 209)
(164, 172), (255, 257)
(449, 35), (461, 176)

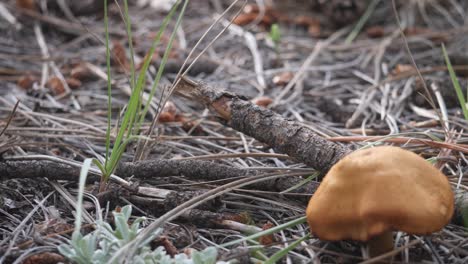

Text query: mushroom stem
(367, 231), (394, 258)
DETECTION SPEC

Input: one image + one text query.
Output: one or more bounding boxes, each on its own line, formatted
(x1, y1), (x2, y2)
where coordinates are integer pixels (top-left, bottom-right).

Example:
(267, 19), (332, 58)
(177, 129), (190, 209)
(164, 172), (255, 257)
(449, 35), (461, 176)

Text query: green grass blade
(265, 234), (310, 264)
(103, 0), (185, 180)
(108, 105), (133, 169)
(442, 43), (468, 120)
(72, 158), (93, 240)
(109, 86), (144, 169)
(280, 172), (319, 194)
(92, 159), (106, 176)
(136, 0), (189, 129)
(104, 0), (112, 168)
(107, 140), (129, 176)
(220, 216), (307, 248)
(122, 0), (136, 89)
(133, 2), (181, 133)
(122, 0), (139, 138)
(107, 135), (147, 175)
(103, 0), (139, 173)
(345, 0), (380, 44)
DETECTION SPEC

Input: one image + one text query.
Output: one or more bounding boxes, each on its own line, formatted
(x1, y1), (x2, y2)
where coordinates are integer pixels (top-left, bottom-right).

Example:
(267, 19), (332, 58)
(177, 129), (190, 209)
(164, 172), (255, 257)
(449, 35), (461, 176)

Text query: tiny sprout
(269, 24), (281, 46)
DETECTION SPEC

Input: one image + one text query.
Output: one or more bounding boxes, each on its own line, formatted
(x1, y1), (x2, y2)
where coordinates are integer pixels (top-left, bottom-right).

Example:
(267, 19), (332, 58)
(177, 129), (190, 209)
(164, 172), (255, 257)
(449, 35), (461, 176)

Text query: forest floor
(1, 0), (468, 263)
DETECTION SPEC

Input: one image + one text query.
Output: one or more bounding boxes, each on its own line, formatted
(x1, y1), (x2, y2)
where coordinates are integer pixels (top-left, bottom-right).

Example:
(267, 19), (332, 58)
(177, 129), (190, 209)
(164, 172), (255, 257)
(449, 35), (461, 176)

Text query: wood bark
(175, 77), (351, 174)
(0, 159), (318, 196)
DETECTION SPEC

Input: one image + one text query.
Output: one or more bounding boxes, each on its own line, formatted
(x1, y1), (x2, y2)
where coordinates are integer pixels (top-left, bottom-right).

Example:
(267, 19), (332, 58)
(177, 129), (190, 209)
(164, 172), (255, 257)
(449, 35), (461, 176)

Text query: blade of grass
(134, 0), (245, 161)
(122, 0), (139, 139)
(264, 234), (310, 264)
(106, 84), (143, 173)
(133, 0), (189, 161)
(104, 0), (112, 168)
(442, 43), (468, 120)
(136, 0), (189, 130)
(280, 172), (319, 194)
(100, 1), (183, 183)
(122, 0), (136, 89)
(102, 0), (148, 177)
(345, 0), (381, 44)
(220, 216), (307, 248)
(133, 2), (180, 107)
(72, 158), (93, 240)
(110, 0), (179, 160)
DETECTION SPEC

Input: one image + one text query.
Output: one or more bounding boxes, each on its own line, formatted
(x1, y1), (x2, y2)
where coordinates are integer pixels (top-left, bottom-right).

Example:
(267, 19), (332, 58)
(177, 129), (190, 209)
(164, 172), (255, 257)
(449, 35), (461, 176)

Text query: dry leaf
(366, 26), (385, 38)
(308, 23), (321, 38)
(294, 16), (319, 27)
(391, 64), (415, 75)
(46, 76), (65, 95)
(16, 0), (36, 11)
(70, 63), (92, 80)
(112, 40), (129, 72)
(17, 74), (36, 90)
(23, 252), (65, 264)
(259, 222), (275, 246)
(158, 101), (177, 123)
(272, 71), (294, 86)
(66, 77), (82, 89)
(253, 96), (273, 108)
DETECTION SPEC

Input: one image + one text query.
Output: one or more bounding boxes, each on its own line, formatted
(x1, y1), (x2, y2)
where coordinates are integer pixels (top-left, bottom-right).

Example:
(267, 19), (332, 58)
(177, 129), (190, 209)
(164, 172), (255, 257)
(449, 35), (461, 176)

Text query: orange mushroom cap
(306, 146), (454, 242)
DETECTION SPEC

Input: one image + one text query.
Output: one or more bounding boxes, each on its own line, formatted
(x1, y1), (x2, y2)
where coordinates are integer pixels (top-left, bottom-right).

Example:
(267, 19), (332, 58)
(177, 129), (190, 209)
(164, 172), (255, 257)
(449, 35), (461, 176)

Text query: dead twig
(175, 77), (351, 174)
(0, 100), (19, 138)
(0, 159), (251, 182)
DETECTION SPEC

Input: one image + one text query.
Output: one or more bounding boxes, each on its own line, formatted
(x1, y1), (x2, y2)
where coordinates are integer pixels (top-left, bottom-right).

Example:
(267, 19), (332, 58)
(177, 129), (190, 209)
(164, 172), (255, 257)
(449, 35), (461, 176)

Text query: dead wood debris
(0, 159), (252, 182)
(175, 77), (351, 173)
(0, 159), (318, 198)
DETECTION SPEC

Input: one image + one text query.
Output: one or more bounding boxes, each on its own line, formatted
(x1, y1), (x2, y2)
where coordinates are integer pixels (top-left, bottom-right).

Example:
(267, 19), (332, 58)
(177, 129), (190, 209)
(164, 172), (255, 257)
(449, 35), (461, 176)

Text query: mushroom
(306, 146), (454, 259)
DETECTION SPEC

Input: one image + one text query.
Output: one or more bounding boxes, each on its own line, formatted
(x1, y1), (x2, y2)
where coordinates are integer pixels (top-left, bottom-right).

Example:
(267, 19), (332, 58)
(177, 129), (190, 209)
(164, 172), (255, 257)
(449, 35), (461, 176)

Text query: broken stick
(175, 77), (351, 173)
(0, 159), (317, 196)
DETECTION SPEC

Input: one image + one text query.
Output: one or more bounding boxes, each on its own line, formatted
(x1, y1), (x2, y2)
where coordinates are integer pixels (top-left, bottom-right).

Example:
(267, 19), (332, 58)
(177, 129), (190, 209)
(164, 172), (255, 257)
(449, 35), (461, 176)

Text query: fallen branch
(175, 77), (351, 173)
(0, 159), (317, 196)
(0, 159), (250, 182)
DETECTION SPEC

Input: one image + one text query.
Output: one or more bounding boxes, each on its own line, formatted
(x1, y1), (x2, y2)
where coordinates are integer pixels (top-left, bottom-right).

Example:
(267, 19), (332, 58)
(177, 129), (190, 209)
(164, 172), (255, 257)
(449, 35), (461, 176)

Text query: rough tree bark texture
(116, 159), (251, 181)
(0, 160), (82, 181)
(0, 159), (249, 181)
(229, 100), (350, 172)
(175, 77), (351, 174)
(0, 160), (318, 195)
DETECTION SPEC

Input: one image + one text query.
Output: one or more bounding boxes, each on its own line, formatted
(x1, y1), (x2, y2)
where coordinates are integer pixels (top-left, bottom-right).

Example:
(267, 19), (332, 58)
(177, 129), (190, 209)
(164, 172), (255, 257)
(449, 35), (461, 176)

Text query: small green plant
(59, 205), (222, 264)
(269, 24), (281, 48)
(59, 159), (223, 263)
(94, 0), (188, 192)
(269, 23), (281, 63)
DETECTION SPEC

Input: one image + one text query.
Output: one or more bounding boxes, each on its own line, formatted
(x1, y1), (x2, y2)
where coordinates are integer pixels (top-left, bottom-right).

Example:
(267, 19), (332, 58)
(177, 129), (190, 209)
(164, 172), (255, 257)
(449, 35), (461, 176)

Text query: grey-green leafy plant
(95, 0), (188, 192)
(59, 205), (223, 264)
